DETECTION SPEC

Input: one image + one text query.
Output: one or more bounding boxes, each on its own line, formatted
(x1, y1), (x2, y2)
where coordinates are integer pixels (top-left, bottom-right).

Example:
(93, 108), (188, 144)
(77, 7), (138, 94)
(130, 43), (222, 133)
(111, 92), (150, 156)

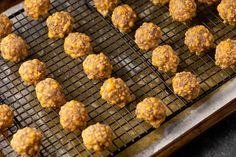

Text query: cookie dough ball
(64, 32), (92, 58)
(172, 72), (200, 100)
(217, 0), (236, 26)
(83, 53), (113, 80)
(35, 78), (66, 108)
(11, 127), (42, 157)
(169, 0), (197, 22)
(152, 45), (179, 73)
(215, 39), (236, 69)
(93, 0), (118, 17)
(0, 14), (12, 39)
(135, 97), (166, 128)
(198, 0), (218, 5)
(100, 77), (133, 108)
(82, 123), (113, 152)
(135, 22), (162, 51)
(184, 25), (214, 55)
(19, 59), (46, 85)
(59, 100), (88, 131)
(24, 0), (50, 20)
(0, 104), (13, 131)
(111, 4), (137, 33)
(46, 11), (74, 38)
(0, 34), (28, 62)
(150, 0), (169, 5)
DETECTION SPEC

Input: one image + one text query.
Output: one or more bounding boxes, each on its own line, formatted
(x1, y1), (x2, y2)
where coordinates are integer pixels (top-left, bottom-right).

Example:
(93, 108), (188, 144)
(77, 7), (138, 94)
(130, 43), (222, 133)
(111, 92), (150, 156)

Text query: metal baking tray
(1, 0), (236, 156)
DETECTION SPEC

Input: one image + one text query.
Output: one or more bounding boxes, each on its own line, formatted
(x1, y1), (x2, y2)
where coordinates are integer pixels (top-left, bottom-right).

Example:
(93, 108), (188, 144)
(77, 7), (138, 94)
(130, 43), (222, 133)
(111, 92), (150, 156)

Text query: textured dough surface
(0, 33), (28, 62)
(0, 104), (13, 131)
(93, 0), (118, 16)
(36, 78), (66, 108)
(172, 71), (200, 100)
(150, 0), (170, 5)
(135, 97), (166, 128)
(100, 77), (133, 108)
(184, 25), (214, 55)
(217, 0), (236, 25)
(11, 127), (42, 157)
(135, 22), (162, 51)
(111, 4), (137, 33)
(46, 11), (74, 38)
(0, 14), (12, 39)
(24, 0), (50, 20)
(83, 53), (113, 80)
(59, 100), (88, 131)
(169, 0), (196, 22)
(64, 32), (92, 58)
(19, 59), (46, 85)
(82, 123), (113, 152)
(152, 45), (179, 73)
(215, 39), (236, 69)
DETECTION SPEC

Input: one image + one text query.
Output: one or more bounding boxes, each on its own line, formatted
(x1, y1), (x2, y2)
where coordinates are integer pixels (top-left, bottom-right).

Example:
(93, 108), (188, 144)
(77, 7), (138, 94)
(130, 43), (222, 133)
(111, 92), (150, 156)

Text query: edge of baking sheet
(3, 3), (23, 16)
(130, 77), (236, 157)
(3, 3), (236, 157)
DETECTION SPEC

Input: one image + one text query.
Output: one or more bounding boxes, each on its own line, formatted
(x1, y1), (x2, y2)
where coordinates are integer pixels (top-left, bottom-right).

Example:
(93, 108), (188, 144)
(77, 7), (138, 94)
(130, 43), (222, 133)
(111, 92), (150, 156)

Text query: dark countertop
(0, 0), (21, 13)
(171, 111), (236, 157)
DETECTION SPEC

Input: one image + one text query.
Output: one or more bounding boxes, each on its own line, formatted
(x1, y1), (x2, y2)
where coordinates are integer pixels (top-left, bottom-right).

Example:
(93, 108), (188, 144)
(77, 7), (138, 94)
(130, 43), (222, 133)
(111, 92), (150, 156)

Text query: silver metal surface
(135, 78), (236, 157)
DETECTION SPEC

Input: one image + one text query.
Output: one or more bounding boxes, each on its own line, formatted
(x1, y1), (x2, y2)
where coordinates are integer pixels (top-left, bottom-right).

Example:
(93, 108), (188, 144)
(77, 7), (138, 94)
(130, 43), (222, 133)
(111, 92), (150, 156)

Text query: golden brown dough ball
(135, 97), (166, 128)
(83, 53), (113, 80)
(24, 0), (50, 20)
(215, 39), (236, 69)
(198, 0), (219, 5)
(150, 0), (170, 5)
(135, 22), (162, 51)
(35, 78), (66, 108)
(64, 32), (92, 58)
(0, 104), (14, 131)
(11, 127), (42, 157)
(0, 34), (28, 62)
(93, 0), (118, 17)
(59, 100), (88, 132)
(169, 0), (197, 22)
(217, 0), (236, 26)
(100, 77), (133, 108)
(46, 11), (74, 38)
(172, 72), (200, 100)
(0, 14), (12, 39)
(82, 123), (113, 152)
(19, 59), (46, 85)
(152, 45), (179, 73)
(111, 4), (137, 33)
(184, 25), (214, 55)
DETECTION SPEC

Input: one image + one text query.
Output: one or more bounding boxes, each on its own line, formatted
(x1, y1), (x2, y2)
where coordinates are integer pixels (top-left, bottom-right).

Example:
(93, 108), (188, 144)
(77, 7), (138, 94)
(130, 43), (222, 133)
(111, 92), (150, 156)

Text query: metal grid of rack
(0, 0), (236, 156)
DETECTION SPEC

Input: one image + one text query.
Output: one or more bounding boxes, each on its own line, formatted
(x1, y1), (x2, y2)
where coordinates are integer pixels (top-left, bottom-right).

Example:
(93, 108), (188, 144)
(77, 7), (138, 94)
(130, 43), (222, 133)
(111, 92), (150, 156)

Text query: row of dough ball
(22, 0), (225, 24)
(10, 25), (235, 72)
(17, 52), (113, 86)
(0, 104), (42, 156)
(92, 2), (236, 70)
(0, 69), (200, 155)
(1, 11), (234, 70)
(17, 55), (199, 104)
(0, 103), (112, 155)
(0, 80), (162, 154)
(93, 0), (236, 26)
(20, 0), (236, 40)
(23, 0), (236, 41)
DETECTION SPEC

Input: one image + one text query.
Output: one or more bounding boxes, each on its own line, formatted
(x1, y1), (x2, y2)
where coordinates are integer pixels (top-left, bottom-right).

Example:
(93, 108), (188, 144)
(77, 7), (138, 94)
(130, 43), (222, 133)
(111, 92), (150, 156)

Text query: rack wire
(1, 0), (236, 156)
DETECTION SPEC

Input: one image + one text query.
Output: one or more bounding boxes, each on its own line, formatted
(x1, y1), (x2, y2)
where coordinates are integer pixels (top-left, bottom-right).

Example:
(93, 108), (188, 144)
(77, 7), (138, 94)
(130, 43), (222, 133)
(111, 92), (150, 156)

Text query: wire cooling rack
(1, 0), (236, 156)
